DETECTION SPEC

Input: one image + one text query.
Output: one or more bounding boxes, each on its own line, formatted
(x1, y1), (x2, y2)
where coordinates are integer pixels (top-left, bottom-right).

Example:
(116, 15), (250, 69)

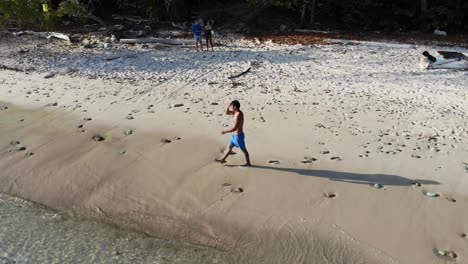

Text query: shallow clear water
(0, 195), (227, 264)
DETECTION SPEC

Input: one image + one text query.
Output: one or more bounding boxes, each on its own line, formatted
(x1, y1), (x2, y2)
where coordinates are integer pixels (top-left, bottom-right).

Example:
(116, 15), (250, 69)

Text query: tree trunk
(300, 1), (308, 28)
(309, 0), (318, 25)
(420, 0), (428, 14)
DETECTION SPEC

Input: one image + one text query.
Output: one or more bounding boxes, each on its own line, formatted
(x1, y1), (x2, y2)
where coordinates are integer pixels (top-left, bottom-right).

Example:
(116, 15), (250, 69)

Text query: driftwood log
(120, 38), (195, 45)
(228, 67), (251, 79)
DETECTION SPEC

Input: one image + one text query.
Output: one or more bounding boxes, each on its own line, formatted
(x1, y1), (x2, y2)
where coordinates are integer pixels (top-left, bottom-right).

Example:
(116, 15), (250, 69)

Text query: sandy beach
(1, 32), (468, 263)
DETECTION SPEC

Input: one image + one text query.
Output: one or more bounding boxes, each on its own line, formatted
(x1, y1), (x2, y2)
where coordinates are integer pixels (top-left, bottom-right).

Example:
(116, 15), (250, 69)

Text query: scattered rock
(372, 183), (384, 189)
(424, 191), (439, 197)
(160, 138), (171, 144)
(436, 249), (457, 259)
(125, 115), (134, 120)
(124, 129), (133, 136)
(413, 182), (422, 187)
(324, 192), (336, 198)
(92, 135), (105, 142)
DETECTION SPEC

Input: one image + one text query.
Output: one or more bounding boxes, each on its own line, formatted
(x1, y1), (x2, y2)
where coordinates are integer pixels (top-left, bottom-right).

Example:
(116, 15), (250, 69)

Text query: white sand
(1, 35), (468, 263)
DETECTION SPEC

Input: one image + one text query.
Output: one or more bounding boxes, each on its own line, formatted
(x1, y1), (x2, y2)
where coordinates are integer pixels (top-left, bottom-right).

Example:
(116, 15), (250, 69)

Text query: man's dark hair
(232, 100), (240, 109)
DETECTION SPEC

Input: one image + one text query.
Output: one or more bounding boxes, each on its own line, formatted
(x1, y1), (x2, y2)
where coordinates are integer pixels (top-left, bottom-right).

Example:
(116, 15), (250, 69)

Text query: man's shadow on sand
(225, 165), (440, 187)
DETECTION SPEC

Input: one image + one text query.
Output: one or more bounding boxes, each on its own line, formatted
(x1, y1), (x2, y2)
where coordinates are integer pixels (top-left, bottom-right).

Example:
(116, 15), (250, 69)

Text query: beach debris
(15, 146), (26, 152)
(92, 135), (105, 142)
(228, 67), (251, 79)
(46, 32), (71, 42)
(373, 183), (384, 189)
(424, 191), (439, 197)
(0, 106), (8, 110)
(160, 138), (171, 144)
(436, 249), (457, 259)
(170, 103), (184, 108)
(231, 187), (244, 193)
(433, 29), (447, 36)
(44, 73), (56, 79)
(124, 129), (133, 136)
(267, 160), (280, 164)
(25, 152), (34, 157)
(84, 117), (92, 121)
(324, 192), (336, 198)
(446, 197), (456, 203)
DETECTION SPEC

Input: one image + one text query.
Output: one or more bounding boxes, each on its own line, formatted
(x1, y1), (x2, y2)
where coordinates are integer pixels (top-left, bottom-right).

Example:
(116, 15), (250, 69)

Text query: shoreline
(1, 34), (468, 263)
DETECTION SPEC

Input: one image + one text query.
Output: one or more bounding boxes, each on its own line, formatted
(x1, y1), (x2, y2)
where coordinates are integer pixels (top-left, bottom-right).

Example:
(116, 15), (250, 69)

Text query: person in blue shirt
(192, 20), (203, 51)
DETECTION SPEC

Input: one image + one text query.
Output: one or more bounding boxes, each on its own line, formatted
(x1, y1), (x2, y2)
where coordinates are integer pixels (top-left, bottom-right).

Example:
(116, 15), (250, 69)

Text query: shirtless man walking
(216, 100), (251, 166)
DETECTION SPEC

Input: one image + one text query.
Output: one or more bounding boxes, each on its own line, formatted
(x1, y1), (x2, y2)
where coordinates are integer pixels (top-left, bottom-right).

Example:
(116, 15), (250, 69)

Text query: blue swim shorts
(194, 34), (202, 41)
(229, 133), (246, 150)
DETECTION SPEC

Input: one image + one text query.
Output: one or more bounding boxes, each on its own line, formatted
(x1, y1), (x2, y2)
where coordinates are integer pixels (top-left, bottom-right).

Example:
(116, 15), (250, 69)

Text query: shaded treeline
(1, 0), (467, 32)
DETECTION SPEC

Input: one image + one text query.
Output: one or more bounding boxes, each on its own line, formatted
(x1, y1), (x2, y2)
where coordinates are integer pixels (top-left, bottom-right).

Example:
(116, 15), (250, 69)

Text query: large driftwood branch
(228, 67), (251, 79)
(120, 38), (195, 45)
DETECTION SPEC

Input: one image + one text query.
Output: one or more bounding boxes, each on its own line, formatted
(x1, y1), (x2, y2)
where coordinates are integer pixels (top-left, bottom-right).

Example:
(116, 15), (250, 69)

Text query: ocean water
(0, 195), (227, 264)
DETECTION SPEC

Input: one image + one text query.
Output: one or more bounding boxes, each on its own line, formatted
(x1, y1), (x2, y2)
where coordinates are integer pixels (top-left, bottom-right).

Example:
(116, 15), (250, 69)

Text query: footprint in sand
(160, 138), (171, 144)
(124, 129), (133, 136)
(222, 183), (231, 187)
(324, 192), (336, 198)
(268, 160), (280, 164)
(231, 187), (244, 193)
(460, 233), (467, 238)
(92, 135), (105, 142)
(446, 197), (456, 203)
(84, 117), (92, 121)
(320, 151), (330, 155)
(301, 156), (317, 163)
(77, 124), (83, 128)
(119, 150), (126, 155)
(330, 156), (342, 161)
(15, 146), (26, 152)
(25, 152), (34, 157)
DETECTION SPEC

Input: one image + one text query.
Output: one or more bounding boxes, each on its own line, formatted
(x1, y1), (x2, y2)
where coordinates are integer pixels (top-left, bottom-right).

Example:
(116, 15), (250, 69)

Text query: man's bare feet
(215, 158), (226, 164)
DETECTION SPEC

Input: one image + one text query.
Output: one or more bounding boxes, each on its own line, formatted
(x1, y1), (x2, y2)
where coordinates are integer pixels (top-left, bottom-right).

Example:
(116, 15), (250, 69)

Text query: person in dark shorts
(216, 100), (251, 166)
(205, 20), (214, 51)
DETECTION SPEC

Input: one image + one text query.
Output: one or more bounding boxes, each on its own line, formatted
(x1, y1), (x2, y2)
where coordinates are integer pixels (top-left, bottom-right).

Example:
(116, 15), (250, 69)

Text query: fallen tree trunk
(120, 38), (195, 45)
(228, 67), (251, 79)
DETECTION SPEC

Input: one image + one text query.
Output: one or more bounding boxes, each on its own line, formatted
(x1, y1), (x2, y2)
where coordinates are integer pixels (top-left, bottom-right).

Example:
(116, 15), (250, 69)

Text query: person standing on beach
(205, 20), (215, 51)
(216, 100), (251, 166)
(192, 20), (203, 51)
